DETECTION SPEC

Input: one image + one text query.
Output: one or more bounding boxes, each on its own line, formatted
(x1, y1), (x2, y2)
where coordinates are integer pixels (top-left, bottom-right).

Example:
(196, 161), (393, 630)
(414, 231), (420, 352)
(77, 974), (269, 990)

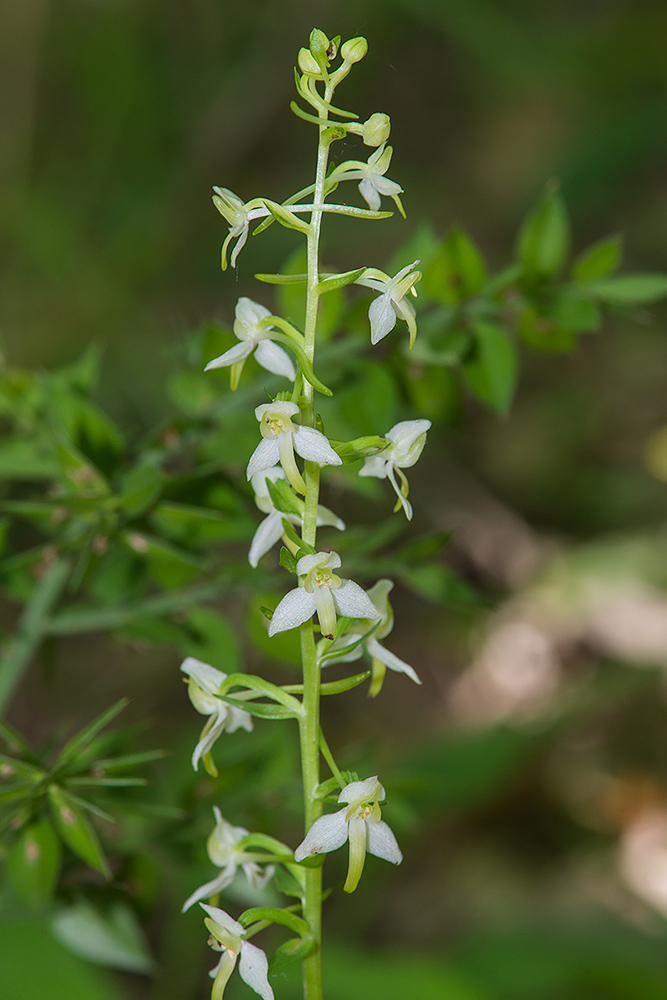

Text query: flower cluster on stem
(181, 29), (432, 1000)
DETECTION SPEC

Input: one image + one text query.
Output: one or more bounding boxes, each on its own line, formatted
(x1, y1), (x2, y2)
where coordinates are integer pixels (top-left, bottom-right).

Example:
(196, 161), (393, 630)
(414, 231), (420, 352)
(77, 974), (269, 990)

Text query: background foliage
(2, 1), (667, 998)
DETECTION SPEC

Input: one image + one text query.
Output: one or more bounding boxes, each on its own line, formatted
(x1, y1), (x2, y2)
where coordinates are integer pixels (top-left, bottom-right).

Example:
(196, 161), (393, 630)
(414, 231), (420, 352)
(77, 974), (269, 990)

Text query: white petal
(200, 903), (244, 939)
(180, 657), (226, 695)
(386, 464), (413, 520)
(293, 426), (342, 466)
(373, 175), (403, 198)
(366, 637), (421, 685)
(254, 340), (296, 381)
(385, 419), (432, 451)
(338, 776), (384, 804)
(242, 861), (275, 891)
(255, 400), (300, 421)
(229, 225), (249, 267)
(191, 708), (228, 771)
(297, 551), (342, 575)
(358, 455), (388, 479)
(366, 820), (403, 864)
(368, 293), (397, 344)
(246, 438), (280, 480)
(204, 341), (253, 370)
(268, 587), (316, 636)
(234, 297), (272, 339)
(358, 178), (381, 211)
(333, 580), (381, 620)
(248, 511), (285, 567)
(182, 866), (237, 912)
(315, 503), (345, 531)
(239, 941), (274, 1000)
(294, 809), (349, 860)
(224, 705), (254, 733)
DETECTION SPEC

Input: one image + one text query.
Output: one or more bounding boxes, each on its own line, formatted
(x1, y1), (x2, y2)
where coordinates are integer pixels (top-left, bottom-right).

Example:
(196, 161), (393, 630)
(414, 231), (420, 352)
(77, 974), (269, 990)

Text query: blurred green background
(2, 1), (667, 998)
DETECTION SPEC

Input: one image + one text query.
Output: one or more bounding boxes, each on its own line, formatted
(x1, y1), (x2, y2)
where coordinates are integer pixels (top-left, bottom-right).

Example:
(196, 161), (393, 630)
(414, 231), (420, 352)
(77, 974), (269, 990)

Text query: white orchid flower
(204, 298), (296, 390)
(246, 401), (341, 495)
(359, 418), (431, 520)
(180, 658), (252, 774)
(213, 188), (255, 270)
(294, 776), (402, 893)
(201, 903), (273, 1000)
(322, 579), (421, 695)
(249, 468), (344, 568)
(268, 551), (380, 641)
(356, 260), (421, 347)
(329, 144), (404, 216)
(182, 808), (274, 913)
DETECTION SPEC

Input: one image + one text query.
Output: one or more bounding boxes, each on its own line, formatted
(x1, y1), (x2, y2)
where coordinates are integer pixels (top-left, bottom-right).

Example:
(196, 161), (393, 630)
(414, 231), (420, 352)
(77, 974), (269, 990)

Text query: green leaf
(119, 463), (166, 517)
(320, 670), (371, 695)
(586, 273), (667, 305)
(7, 818), (62, 906)
(280, 547), (298, 574)
(255, 272), (308, 284)
(517, 185), (570, 279)
(51, 901), (153, 974)
(266, 476), (303, 517)
(0, 921), (123, 1000)
(217, 694), (298, 720)
(183, 607), (242, 673)
(317, 267), (366, 294)
(461, 320), (518, 414)
(518, 304), (576, 352)
(262, 199), (311, 235)
(572, 233), (622, 283)
(56, 698), (129, 771)
(121, 531), (203, 589)
(48, 785), (111, 878)
(0, 438), (58, 480)
(401, 564), (481, 607)
(547, 289), (601, 331)
(422, 227), (486, 304)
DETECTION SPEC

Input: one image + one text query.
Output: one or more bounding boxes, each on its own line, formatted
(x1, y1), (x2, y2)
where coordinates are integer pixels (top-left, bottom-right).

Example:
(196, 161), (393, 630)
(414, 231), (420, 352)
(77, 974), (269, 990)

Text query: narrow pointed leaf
(48, 785), (111, 878)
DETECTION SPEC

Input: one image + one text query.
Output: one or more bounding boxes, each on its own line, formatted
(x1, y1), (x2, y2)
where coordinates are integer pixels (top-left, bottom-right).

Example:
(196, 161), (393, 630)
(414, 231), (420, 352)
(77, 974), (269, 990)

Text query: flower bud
(362, 112), (391, 147)
(341, 36), (368, 64)
(298, 47), (321, 76)
(309, 28), (331, 72)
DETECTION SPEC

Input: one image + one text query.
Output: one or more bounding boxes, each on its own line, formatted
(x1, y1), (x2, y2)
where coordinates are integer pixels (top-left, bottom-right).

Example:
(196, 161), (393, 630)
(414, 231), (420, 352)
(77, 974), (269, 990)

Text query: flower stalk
(182, 29), (431, 1000)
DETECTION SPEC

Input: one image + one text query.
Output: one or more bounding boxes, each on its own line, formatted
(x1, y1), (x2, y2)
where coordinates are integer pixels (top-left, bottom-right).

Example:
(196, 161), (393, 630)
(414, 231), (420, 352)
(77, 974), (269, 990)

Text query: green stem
(0, 557), (71, 716)
(297, 74), (336, 1000)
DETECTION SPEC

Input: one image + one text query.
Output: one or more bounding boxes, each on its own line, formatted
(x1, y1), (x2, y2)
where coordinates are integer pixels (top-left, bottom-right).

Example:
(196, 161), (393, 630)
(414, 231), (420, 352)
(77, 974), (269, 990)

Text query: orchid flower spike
(268, 551), (380, 641)
(322, 579), (421, 695)
(182, 808), (274, 913)
(205, 298), (296, 390)
(359, 418), (431, 520)
(249, 468), (344, 568)
(180, 657), (252, 775)
(294, 776), (402, 893)
(201, 904), (274, 1000)
(356, 260), (421, 347)
(247, 401), (341, 495)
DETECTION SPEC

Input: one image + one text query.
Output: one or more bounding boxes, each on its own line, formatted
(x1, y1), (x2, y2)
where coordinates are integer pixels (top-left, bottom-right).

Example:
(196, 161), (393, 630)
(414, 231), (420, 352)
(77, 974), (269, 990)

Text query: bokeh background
(2, 1), (667, 998)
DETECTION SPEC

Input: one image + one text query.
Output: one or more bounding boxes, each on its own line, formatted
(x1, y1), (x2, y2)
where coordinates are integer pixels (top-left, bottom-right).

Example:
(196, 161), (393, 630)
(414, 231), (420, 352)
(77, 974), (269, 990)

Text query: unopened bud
(309, 28), (331, 71)
(298, 47), (320, 76)
(362, 113), (391, 147)
(341, 36), (368, 64)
